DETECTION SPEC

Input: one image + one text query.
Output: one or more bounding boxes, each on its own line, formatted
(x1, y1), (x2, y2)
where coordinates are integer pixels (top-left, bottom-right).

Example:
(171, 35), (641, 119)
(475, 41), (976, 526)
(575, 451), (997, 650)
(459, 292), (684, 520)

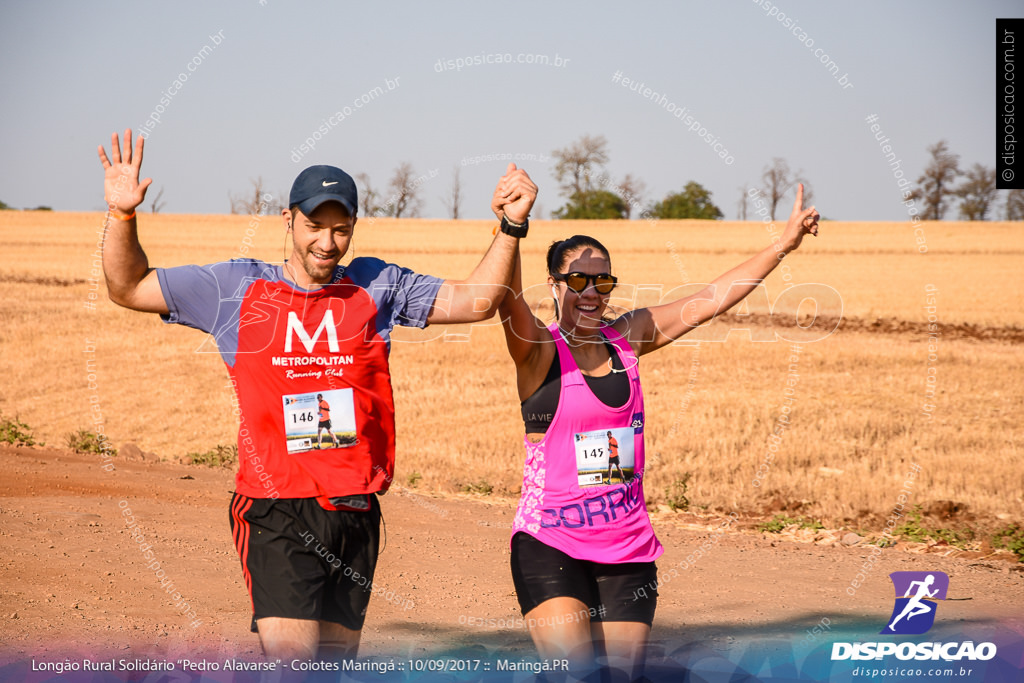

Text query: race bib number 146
(282, 388), (357, 453)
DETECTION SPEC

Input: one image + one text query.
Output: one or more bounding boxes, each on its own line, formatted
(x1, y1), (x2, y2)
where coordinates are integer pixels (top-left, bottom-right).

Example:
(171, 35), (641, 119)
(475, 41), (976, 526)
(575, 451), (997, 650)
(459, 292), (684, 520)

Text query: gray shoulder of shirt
(206, 257), (281, 290)
(169, 258), (280, 303)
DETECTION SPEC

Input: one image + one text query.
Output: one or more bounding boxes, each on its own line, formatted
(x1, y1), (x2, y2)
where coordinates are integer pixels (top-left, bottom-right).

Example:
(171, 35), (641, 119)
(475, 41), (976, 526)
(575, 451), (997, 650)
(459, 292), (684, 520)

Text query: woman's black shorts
(510, 532), (658, 626)
(229, 493), (380, 632)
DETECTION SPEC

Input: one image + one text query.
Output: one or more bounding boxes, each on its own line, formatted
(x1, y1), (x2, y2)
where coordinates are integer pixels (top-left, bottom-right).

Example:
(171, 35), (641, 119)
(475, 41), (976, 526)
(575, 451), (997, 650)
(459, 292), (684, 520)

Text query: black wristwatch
(500, 215), (529, 238)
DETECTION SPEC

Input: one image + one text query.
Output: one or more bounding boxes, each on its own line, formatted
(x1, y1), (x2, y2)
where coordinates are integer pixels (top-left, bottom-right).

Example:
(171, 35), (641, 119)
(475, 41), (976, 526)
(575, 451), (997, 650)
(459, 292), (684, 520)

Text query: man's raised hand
(98, 129), (152, 215)
(490, 162), (538, 225)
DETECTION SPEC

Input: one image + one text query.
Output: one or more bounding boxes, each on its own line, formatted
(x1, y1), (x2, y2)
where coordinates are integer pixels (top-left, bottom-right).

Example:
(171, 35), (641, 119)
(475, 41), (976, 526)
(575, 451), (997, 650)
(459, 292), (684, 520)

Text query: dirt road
(1, 445), (1021, 681)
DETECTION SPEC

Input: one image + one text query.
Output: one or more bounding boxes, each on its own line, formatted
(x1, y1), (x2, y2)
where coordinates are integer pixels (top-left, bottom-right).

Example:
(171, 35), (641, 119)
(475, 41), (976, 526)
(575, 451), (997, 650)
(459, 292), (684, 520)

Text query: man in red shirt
(98, 129), (536, 660)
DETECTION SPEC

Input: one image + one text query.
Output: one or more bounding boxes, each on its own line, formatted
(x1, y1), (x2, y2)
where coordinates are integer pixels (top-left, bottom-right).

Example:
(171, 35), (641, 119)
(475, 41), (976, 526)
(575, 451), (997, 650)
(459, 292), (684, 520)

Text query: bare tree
(757, 157), (794, 219)
(230, 177), (271, 215)
(149, 187), (166, 214)
(953, 164), (997, 221)
(910, 140), (961, 220)
(386, 163), (424, 219)
(617, 173), (646, 219)
(761, 158), (793, 220)
(759, 159), (813, 220)
(441, 166), (463, 219)
(1006, 190), (1024, 220)
(553, 134), (610, 198)
(354, 173), (382, 217)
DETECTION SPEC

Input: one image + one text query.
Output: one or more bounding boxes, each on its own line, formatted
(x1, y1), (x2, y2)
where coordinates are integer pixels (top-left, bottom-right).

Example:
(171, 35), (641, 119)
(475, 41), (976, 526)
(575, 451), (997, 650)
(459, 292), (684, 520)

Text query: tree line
(540, 134), (1022, 221)
(538, 134), (814, 221)
(235, 134), (1014, 222)
(908, 140), (1022, 220)
(7, 137), (1017, 219)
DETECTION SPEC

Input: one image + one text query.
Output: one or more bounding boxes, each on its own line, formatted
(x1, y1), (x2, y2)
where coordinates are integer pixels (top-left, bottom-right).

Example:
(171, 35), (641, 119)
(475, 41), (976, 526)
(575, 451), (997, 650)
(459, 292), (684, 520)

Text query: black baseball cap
(289, 165), (358, 217)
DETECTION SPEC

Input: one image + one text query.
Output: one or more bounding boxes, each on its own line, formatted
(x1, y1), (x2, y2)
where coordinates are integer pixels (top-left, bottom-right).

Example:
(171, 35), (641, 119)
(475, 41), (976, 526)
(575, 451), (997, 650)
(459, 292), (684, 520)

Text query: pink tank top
(511, 324), (663, 563)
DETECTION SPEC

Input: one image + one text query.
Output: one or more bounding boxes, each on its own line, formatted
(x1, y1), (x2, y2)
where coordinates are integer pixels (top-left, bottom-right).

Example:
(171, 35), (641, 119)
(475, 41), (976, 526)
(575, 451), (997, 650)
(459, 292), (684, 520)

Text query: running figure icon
(888, 574), (939, 631)
(316, 394), (338, 449)
(606, 431), (624, 483)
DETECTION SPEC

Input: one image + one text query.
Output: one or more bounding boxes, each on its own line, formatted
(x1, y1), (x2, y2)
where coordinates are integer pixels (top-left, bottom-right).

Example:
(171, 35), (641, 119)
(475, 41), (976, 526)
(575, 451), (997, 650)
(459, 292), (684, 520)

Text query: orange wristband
(109, 209), (136, 221)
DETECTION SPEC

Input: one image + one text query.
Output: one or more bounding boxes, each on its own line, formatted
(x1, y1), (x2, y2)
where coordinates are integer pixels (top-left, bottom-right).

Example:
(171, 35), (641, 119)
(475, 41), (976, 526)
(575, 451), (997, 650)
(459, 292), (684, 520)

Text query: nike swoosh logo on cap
(322, 181), (339, 187)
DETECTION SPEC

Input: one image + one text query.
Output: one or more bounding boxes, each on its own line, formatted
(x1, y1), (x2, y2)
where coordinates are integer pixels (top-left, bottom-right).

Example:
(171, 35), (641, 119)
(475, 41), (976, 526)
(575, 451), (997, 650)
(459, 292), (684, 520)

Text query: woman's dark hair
(546, 235), (611, 274)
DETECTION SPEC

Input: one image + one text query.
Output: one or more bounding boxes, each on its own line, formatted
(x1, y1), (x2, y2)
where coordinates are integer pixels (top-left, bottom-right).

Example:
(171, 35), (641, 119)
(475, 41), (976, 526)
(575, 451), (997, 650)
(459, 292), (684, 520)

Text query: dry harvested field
(1, 211), (1023, 678)
(1, 212), (1021, 530)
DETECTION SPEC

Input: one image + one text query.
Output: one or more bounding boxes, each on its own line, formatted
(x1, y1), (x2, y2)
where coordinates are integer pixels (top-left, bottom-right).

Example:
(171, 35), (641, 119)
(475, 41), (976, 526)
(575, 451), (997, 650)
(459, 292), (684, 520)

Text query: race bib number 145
(573, 426), (635, 487)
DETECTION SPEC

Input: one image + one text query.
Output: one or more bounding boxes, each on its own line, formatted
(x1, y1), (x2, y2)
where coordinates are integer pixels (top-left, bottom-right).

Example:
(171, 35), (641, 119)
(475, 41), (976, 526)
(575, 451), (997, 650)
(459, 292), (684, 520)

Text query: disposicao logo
(831, 570), (997, 662)
(881, 570), (948, 635)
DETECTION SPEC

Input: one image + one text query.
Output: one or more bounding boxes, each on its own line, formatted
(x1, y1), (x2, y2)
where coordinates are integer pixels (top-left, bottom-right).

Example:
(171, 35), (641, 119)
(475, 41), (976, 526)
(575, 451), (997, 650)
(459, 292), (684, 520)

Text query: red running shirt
(157, 257), (442, 500)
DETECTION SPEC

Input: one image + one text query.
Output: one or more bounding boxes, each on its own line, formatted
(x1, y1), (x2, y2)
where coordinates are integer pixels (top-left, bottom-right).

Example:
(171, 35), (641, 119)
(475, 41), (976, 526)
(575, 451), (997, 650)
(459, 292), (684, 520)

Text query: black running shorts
(229, 493), (380, 632)
(510, 532), (658, 626)
(318, 419), (332, 430)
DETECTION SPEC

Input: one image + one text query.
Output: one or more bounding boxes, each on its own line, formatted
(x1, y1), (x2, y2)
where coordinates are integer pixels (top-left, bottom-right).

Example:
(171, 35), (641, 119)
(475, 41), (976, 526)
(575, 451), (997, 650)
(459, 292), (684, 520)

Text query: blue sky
(0, 0), (1016, 219)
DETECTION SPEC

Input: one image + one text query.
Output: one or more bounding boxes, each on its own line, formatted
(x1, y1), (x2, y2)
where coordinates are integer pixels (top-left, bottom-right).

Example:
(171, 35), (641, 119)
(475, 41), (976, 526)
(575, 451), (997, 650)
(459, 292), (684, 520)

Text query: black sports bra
(520, 341), (629, 433)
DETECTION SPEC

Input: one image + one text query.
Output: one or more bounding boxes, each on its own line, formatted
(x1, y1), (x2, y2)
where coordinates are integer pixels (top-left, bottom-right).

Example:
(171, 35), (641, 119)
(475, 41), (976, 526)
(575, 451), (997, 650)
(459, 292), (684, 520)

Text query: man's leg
(233, 496), (339, 662)
(255, 617), (360, 661)
(319, 620), (362, 660)
(256, 617), (320, 660)
(317, 496), (379, 659)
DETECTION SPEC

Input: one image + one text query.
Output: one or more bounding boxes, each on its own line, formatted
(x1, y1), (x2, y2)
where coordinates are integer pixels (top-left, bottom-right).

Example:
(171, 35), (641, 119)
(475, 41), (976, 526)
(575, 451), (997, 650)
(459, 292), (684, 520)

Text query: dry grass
(1, 211), (1021, 529)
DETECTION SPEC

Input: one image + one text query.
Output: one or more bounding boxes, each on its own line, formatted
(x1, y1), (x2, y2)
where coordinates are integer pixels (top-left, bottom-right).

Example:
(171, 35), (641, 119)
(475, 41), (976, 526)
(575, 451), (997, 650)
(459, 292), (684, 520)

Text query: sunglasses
(551, 272), (618, 295)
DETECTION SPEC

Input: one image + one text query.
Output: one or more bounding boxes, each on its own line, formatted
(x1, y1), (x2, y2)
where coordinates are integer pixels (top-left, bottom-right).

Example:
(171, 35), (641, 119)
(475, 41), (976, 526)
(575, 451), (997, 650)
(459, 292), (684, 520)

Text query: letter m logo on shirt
(284, 310), (339, 353)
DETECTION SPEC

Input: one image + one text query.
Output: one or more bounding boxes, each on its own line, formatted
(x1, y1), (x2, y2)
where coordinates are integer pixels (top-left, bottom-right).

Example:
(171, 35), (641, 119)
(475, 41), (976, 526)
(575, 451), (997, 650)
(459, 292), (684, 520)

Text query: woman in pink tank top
(493, 177), (820, 679)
